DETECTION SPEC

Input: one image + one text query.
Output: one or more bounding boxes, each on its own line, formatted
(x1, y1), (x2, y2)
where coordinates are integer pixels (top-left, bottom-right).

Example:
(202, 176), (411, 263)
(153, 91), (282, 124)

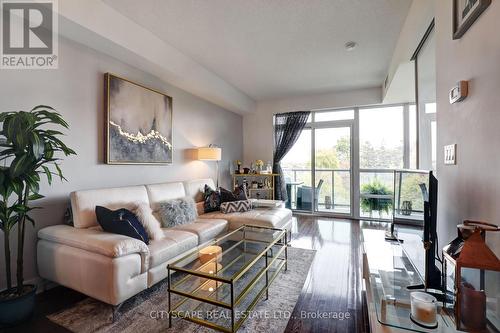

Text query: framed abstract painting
(104, 73), (173, 164)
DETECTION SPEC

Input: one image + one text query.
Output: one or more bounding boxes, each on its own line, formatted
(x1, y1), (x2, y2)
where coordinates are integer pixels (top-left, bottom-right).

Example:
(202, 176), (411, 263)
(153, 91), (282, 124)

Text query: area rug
(48, 247), (315, 333)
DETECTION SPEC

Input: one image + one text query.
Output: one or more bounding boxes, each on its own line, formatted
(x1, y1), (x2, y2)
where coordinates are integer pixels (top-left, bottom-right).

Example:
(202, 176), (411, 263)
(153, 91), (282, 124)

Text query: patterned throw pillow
(95, 206), (149, 244)
(203, 184), (221, 213)
(220, 200), (252, 214)
(220, 184), (248, 203)
(157, 197), (198, 228)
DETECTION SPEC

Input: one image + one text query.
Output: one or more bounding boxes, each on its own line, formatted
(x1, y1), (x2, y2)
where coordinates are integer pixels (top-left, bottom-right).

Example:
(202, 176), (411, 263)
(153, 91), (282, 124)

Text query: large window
(359, 105), (410, 219)
(359, 106), (404, 169)
(279, 103), (417, 220)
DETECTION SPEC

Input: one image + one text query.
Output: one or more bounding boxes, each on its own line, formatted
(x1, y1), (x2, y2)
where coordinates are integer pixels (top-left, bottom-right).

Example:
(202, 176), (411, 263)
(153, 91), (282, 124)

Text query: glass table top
(362, 228), (456, 333)
(169, 225), (286, 281)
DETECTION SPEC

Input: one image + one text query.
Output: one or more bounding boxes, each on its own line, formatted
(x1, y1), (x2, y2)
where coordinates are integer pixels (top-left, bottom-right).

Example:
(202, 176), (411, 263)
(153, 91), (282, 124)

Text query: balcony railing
(283, 168), (426, 222)
(283, 168), (350, 213)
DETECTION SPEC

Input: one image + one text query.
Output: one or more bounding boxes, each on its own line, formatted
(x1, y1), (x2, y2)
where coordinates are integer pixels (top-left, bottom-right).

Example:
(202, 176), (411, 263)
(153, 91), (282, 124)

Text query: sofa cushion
(200, 207), (292, 230)
(145, 182), (186, 209)
(71, 185), (149, 229)
(172, 219), (228, 244)
(148, 230), (198, 267)
(38, 225), (150, 272)
(184, 179), (216, 203)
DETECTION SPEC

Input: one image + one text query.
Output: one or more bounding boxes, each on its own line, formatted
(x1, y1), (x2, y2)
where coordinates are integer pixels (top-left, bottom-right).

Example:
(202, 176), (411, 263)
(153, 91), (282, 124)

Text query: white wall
(436, 1), (499, 255)
(0, 37), (243, 290)
(243, 87), (382, 164)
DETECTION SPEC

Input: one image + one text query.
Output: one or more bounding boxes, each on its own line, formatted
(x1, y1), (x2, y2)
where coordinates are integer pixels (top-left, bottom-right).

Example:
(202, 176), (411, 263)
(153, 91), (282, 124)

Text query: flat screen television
(392, 170), (442, 292)
(419, 171), (442, 291)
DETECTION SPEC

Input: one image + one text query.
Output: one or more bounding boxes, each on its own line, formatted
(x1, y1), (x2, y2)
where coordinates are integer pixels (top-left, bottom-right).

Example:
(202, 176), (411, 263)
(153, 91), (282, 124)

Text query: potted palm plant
(0, 106), (75, 326)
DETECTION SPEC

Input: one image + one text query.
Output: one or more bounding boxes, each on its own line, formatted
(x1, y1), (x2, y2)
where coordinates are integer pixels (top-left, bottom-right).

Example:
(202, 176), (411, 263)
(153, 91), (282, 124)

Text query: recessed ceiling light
(345, 41), (357, 51)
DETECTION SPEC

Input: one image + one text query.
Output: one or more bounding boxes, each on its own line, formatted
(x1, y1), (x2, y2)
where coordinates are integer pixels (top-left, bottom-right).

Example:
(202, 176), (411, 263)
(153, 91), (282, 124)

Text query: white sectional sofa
(37, 179), (292, 306)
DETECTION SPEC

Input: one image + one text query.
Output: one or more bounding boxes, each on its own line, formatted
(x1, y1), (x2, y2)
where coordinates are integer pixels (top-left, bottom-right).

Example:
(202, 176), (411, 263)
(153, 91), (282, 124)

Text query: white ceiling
(103, 0), (412, 101)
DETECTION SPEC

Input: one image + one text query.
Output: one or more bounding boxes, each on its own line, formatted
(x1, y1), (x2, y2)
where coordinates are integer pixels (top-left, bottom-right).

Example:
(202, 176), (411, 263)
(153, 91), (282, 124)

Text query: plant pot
(0, 284), (36, 326)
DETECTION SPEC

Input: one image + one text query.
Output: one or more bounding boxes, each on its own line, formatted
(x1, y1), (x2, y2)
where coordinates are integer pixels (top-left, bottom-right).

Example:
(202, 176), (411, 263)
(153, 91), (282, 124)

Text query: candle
(460, 282), (486, 330)
(198, 245), (222, 264)
(410, 292), (438, 328)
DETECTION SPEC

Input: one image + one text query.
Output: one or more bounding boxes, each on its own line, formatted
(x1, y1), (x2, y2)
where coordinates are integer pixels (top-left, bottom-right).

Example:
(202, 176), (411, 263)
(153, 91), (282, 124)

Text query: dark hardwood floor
(2, 215), (369, 333)
(285, 215), (369, 333)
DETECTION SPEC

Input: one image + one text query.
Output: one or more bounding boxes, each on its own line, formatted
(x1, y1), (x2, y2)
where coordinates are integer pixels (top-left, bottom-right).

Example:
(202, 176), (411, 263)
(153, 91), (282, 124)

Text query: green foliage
(360, 141), (403, 169)
(360, 179), (393, 215)
(398, 173), (427, 212)
(314, 149), (339, 169)
(0, 105), (75, 295)
(335, 136), (350, 169)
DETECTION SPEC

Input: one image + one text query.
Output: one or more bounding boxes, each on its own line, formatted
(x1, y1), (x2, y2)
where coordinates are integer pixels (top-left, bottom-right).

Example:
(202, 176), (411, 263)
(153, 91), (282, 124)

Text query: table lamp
(197, 145), (222, 187)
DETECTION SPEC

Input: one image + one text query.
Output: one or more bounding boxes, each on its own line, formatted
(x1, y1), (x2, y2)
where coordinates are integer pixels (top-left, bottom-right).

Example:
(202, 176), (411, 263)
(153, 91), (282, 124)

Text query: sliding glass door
(282, 110), (353, 216)
(314, 126), (351, 214)
(281, 129), (312, 210)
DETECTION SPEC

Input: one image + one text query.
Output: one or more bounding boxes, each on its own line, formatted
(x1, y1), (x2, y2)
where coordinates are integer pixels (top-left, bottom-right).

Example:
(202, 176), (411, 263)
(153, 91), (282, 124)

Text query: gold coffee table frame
(167, 225), (288, 332)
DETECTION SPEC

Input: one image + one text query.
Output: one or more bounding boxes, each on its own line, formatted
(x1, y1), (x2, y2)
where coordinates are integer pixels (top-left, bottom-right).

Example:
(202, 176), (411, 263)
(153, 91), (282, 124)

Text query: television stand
(362, 227), (457, 332)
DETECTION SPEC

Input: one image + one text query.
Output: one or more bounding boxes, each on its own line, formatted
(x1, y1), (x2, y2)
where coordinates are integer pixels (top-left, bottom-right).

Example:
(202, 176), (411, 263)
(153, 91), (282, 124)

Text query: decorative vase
(0, 285), (37, 327)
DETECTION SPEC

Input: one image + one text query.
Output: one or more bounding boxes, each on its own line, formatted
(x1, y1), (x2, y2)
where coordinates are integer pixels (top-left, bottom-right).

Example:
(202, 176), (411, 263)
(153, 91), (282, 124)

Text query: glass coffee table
(167, 225), (288, 332)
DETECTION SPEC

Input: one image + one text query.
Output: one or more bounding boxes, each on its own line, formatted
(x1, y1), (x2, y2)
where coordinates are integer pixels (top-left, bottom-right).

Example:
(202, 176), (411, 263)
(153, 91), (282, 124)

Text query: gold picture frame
(453, 0), (491, 40)
(104, 73), (173, 165)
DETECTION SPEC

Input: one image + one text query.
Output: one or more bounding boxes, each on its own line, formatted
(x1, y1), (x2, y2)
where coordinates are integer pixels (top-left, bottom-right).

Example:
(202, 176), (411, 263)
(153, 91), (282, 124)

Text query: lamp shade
(197, 147), (222, 161)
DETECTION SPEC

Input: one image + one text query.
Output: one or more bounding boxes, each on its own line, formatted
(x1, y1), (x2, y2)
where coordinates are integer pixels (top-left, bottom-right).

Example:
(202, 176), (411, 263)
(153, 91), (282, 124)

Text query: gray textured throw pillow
(157, 197), (198, 228)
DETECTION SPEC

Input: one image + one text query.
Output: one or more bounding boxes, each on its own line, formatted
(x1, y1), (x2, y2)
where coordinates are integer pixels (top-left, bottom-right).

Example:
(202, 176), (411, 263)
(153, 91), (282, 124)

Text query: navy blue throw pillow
(95, 206), (149, 244)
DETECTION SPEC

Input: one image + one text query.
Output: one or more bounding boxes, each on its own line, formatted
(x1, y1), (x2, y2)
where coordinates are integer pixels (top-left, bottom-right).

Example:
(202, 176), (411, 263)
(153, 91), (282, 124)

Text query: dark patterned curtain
(273, 111), (311, 201)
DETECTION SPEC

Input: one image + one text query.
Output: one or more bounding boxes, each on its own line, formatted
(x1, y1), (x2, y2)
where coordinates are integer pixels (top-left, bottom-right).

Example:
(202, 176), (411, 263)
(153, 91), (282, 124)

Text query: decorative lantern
(442, 221), (500, 332)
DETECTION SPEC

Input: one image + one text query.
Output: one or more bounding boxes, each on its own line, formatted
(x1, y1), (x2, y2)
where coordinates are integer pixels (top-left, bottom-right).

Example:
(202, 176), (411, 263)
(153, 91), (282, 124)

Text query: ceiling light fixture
(345, 41), (357, 51)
